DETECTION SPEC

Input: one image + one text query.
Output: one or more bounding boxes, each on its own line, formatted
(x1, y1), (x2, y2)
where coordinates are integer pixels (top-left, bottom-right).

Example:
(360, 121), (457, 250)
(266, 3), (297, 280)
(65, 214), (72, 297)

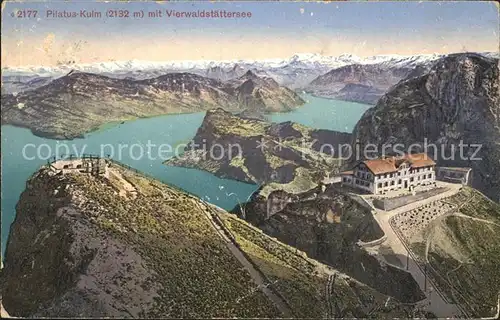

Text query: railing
(44, 154), (193, 195)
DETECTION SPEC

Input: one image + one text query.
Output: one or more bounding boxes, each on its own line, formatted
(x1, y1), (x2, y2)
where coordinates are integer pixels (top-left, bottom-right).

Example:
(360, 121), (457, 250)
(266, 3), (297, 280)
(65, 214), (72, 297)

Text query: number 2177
(17, 10), (38, 18)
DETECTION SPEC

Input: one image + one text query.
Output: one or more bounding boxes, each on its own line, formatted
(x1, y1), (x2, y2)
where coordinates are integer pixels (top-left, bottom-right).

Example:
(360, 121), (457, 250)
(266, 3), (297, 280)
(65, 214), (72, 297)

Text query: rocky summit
(352, 53), (500, 202)
(1, 161), (425, 318)
(1, 71), (304, 139)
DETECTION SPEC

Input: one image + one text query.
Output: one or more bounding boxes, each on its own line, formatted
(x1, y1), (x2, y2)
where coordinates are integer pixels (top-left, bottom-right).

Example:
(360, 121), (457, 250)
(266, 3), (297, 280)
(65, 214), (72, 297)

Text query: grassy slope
(415, 187), (500, 317)
(67, 166), (280, 318)
(219, 212), (326, 318)
(219, 213), (420, 318)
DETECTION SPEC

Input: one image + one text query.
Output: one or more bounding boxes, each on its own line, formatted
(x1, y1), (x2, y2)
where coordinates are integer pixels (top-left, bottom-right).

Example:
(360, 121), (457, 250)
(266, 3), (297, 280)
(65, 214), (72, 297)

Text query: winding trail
(450, 212), (500, 227)
(195, 199), (293, 317)
(325, 274), (334, 318)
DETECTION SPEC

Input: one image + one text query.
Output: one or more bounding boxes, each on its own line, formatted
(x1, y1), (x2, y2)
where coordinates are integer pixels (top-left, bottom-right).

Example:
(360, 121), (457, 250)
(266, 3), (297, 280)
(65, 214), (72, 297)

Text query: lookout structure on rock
(49, 155), (108, 176)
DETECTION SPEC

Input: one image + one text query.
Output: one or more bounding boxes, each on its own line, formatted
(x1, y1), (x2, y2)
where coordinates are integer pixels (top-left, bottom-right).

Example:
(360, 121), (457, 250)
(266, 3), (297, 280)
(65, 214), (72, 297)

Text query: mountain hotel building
(340, 153), (436, 194)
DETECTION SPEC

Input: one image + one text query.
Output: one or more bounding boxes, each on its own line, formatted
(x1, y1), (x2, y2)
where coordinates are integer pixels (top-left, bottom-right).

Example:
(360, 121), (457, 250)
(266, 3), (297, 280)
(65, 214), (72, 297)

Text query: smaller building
(341, 153), (436, 194)
(50, 157), (108, 176)
(436, 167), (472, 185)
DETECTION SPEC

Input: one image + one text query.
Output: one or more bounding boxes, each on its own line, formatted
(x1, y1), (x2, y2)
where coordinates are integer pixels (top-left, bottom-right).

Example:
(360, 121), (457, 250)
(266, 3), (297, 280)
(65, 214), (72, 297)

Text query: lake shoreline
(1, 94), (369, 256)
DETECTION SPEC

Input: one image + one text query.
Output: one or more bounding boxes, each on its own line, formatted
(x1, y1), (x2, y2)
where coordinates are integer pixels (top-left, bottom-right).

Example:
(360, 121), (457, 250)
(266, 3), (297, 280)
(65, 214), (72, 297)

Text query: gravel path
(197, 200), (293, 317)
(371, 182), (466, 317)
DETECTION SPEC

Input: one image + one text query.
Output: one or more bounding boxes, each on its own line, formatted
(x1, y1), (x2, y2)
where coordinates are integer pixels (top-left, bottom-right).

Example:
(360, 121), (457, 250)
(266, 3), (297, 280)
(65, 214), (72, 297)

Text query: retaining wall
(373, 187), (448, 211)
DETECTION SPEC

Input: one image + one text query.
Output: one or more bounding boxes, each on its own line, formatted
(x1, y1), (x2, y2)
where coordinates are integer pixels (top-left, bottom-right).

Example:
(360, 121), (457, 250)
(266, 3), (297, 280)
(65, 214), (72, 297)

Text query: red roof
(360, 153), (435, 175)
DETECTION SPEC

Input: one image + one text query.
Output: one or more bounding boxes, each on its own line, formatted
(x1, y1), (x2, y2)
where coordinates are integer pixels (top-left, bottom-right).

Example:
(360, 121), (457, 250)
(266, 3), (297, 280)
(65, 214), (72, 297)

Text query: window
(410, 177), (414, 182)
(428, 174), (432, 179)
(378, 183), (382, 188)
(384, 182), (388, 187)
(391, 181), (395, 186)
(398, 179), (402, 184)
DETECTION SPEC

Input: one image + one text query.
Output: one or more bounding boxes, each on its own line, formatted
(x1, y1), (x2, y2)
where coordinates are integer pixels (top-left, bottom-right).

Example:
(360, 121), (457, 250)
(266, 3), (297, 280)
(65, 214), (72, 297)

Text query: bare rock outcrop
(353, 53), (500, 201)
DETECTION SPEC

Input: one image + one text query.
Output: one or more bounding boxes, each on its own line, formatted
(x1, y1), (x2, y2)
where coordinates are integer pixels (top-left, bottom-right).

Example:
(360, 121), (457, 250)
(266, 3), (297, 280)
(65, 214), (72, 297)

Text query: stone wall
(373, 187), (448, 211)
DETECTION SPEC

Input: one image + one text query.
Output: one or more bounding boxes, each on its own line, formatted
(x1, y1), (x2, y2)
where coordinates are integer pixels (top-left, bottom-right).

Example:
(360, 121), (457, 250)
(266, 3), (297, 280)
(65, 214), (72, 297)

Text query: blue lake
(1, 95), (371, 254)
(270, 94), (371, 132)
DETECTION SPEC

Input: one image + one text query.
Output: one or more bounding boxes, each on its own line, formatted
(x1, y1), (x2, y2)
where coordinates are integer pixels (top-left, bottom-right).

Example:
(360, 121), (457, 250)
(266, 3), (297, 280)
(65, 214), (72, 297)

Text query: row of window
(356, 171), (372, 180)
(376, 167), (433, 180)
(355, 179), (370, 188)
(377, 174), (433, 188)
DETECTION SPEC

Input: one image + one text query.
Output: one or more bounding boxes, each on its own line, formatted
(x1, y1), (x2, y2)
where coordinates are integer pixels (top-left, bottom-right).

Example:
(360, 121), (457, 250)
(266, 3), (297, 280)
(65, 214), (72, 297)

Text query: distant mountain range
(1, 70), (304, 139)
(3, 52), (498, 100)
(1, 53), (443, 93)
(2, 53), (450, 77)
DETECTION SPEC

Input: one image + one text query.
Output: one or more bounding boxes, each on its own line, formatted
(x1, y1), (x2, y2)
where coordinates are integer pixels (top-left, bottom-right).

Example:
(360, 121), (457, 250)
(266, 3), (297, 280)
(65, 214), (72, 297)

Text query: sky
(1, 1), (499, 67)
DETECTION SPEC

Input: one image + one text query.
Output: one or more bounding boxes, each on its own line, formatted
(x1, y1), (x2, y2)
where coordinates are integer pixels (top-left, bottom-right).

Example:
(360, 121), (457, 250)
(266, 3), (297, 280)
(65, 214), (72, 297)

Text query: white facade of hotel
(342, 162), (436, 195)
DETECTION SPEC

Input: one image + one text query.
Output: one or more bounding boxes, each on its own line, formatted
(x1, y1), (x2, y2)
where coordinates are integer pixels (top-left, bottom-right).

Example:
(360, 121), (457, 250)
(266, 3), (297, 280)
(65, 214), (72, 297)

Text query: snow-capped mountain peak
(1, 53), (441, 77)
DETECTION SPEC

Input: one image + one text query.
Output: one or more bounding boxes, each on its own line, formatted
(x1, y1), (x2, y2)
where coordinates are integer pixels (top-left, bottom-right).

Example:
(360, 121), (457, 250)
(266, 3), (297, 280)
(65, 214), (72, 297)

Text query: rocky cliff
(353, 53), (500, 201)
(1, 71), (304, 139)
(305, 62), (433, 104)
(1, 163), (425, 318)
(234, 183), (426, 303)
(165, 108), (351, 189)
